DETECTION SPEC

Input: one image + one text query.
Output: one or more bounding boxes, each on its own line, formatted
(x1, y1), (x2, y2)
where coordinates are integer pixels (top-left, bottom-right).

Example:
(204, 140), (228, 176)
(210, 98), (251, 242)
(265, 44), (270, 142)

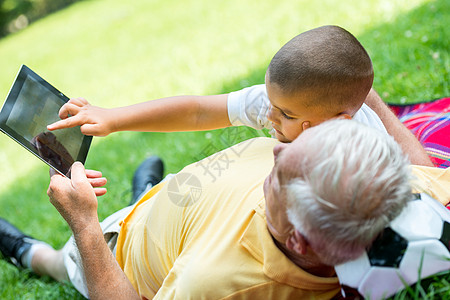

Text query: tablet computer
(0, 65), (92, 177)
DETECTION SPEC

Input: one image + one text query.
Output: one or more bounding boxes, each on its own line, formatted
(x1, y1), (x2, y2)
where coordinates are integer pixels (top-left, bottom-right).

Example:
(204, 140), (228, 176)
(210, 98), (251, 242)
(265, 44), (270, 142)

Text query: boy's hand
(47, 98), (116, 137)
(47, 162), (107, 233)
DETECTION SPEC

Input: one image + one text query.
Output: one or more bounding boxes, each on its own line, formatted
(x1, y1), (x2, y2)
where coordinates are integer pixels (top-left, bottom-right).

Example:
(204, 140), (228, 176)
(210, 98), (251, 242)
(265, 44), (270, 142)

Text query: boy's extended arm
(365, 88), (433, 166)
(48, 94), (231, 136)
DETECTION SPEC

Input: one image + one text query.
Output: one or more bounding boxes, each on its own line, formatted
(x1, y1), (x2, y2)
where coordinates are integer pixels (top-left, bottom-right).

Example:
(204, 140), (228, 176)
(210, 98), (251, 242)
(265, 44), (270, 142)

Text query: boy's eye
(281, 110), (294, 120)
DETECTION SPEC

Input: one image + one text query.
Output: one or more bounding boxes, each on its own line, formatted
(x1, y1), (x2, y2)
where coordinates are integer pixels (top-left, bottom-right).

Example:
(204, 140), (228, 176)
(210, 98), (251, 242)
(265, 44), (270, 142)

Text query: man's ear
(286, 230), (308, 255)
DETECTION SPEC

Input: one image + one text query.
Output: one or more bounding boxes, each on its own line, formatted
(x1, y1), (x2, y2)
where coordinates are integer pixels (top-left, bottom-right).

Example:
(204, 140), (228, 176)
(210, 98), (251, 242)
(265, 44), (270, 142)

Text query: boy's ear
(286, 230), (308, 255)
(302, 112), (351, 131)
(301, 121), (311, 131)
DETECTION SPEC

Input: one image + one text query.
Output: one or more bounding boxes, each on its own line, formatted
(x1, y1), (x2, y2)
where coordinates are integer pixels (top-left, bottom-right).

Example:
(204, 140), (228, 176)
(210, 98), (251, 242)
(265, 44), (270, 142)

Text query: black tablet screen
(0, 65), (92, 177)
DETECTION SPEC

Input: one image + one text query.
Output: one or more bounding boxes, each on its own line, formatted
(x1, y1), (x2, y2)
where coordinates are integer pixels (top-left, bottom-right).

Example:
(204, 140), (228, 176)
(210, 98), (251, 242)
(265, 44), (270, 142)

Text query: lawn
(0, 0), (448, 298)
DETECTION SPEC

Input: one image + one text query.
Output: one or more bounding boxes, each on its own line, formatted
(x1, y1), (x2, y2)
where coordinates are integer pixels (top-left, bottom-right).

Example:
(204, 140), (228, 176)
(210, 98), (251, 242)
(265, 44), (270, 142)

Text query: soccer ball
(335, 192), (450, 299)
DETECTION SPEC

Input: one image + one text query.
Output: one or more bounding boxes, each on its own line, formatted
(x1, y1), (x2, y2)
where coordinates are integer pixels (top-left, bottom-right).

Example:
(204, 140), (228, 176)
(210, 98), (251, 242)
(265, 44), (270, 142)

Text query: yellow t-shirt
(411, 165), (450, 206)
(116, 137), (340, 299)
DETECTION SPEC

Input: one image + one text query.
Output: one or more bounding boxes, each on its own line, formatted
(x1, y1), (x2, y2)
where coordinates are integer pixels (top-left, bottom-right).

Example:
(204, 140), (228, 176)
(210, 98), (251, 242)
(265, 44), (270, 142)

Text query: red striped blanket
(389, 97), (450, 169)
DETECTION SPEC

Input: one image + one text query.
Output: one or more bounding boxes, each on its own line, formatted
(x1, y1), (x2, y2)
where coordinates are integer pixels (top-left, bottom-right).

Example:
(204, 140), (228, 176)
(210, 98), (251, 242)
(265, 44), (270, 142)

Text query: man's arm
(47, 94), (231, 136)
(365, 88), (433, 166)
(47, 163), (140, 300)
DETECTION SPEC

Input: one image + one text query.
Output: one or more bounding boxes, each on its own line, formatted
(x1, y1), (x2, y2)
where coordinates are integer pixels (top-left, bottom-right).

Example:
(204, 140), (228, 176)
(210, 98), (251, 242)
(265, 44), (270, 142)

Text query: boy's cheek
(284, 126), (304, 142)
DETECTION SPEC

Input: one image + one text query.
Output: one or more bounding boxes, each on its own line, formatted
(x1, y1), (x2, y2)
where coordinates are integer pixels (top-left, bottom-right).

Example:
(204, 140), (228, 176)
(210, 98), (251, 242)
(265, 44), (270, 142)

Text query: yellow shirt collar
(239, 200), (340, 291)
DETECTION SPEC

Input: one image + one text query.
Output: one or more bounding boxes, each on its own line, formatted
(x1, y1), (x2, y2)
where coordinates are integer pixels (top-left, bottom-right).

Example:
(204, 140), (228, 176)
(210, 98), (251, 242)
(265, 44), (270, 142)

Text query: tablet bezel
(0, 65), (92, 177)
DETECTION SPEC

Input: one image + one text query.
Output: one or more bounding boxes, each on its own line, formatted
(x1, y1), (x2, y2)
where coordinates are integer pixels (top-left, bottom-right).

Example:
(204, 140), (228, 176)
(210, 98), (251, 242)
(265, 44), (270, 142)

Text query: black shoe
(0, 218), (39, 268)
(130, 156), (164, 205)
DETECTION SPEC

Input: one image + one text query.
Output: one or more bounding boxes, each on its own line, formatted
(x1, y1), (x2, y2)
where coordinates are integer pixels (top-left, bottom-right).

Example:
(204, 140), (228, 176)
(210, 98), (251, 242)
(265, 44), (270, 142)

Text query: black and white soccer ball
(335, 193), (450, 299)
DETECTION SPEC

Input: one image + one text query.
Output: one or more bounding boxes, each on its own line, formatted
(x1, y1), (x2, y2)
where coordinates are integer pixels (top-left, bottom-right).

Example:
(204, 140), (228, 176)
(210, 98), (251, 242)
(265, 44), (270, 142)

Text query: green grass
(0, 0), (448, 298)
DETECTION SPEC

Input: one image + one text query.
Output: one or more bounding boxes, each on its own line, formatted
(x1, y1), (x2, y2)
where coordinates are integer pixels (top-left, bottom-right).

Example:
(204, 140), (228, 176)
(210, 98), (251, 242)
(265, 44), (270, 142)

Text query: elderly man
(0, 120), (421, 299)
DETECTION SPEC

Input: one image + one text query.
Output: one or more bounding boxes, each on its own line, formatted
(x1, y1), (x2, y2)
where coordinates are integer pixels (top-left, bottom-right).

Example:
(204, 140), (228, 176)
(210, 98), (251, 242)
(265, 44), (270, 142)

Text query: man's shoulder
(188, 137), (278, 182)
(227, 137), (278, 156)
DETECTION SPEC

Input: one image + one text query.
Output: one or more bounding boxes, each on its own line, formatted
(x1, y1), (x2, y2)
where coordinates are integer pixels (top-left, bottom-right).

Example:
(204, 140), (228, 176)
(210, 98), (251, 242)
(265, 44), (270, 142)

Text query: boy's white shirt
(227, 84), (388, 135)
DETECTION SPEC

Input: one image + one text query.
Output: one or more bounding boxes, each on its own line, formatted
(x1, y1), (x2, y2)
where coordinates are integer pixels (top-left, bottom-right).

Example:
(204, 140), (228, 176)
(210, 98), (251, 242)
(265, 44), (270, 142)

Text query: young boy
(47, 25), (432, 165)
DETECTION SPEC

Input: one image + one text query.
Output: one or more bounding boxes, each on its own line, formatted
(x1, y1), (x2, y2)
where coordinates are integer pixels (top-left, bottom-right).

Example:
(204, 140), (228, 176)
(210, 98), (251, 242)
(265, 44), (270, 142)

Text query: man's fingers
(70, 162), (89, 186)
(88, 177), (107, 188)
(85, 169), (103, 179)
(73, 163), (106, 188)
(47, 170), (68, 198)
(94, 188), (107, 197)
(48, 163), (105, 204)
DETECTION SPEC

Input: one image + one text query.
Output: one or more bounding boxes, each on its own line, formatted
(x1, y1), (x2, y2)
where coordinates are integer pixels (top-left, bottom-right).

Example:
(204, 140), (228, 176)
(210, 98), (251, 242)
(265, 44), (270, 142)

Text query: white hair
(285, 119), (412, 266)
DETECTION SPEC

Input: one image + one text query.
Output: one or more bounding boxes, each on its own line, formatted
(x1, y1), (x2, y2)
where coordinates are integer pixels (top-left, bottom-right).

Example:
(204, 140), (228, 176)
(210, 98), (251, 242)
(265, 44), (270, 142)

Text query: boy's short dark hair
(267, 25), (374, 114)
